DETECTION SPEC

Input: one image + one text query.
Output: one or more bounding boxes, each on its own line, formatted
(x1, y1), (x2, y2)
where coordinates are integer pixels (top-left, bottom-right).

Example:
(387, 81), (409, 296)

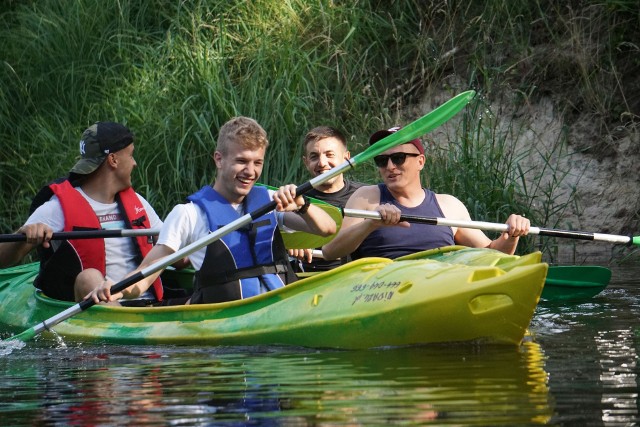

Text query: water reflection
(531, 265), (640, 425)
(0, 342), (551, 425)
(596, 329), (638, 425)
(3, 267), (640, 425)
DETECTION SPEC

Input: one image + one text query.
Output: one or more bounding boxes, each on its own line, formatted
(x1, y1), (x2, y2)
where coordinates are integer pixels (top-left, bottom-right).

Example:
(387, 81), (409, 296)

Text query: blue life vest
(187, 185), (294, 303)
(353, 184), (455, 259)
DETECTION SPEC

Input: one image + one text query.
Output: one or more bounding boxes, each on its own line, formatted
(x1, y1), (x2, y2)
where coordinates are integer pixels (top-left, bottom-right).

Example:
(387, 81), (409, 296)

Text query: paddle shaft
(11, 90), (476, 341)
(0, 229), (160, 243)
(343, 209), (637, 245)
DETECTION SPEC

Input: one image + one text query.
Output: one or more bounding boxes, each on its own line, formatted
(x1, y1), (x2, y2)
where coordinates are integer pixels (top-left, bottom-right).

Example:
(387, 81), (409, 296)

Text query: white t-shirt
(26, 187), (162, 282)
(157, 190), (285, 271)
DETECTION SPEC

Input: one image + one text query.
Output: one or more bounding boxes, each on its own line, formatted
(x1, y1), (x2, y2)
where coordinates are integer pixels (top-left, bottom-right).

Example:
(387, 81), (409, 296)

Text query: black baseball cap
(70, 122), (134, 175)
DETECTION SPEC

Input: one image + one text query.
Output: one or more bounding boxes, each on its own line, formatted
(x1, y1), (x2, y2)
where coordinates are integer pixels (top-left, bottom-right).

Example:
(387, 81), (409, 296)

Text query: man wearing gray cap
(0, 122), (164, 302)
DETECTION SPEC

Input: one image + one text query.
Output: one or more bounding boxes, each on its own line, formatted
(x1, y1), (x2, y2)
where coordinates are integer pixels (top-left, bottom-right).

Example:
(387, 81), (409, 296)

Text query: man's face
(213, 142), (265, 204)
(112, 143), (137, 189)
(374, 143), (424, 191)
(303, 137), (349, 182)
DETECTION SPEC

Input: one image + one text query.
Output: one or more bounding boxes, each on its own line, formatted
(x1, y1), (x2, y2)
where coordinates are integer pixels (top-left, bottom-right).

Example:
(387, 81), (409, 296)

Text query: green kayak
(0, 246), (547, 349)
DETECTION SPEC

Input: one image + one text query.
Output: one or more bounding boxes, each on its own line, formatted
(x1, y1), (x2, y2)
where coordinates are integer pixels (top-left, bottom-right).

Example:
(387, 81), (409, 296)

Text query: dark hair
(303, 126), (347, 150)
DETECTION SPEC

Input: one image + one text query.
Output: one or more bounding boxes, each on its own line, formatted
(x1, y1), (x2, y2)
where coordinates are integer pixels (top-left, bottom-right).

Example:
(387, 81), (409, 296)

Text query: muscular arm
(322, 185), (408, 260)
(0, 242), (35, 268)
(437, 194), (528, 255)
(282, 204), (336, 237)
(121, 244), (176, 299)
(321, 215), (378, 260)
(486, 214), (529, 255)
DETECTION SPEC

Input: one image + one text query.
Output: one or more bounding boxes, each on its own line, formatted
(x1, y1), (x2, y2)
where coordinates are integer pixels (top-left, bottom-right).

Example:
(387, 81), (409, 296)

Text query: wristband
(296, 195), (311, 215)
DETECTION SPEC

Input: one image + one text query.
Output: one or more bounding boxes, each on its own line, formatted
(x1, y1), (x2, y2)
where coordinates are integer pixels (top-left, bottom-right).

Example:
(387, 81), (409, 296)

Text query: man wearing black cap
(0, 122), (164, 302)
(322, 126), (531, 260)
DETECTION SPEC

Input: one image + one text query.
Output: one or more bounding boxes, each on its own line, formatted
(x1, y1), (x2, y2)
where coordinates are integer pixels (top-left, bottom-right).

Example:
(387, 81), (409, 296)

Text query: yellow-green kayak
(0, 246), (546, 348)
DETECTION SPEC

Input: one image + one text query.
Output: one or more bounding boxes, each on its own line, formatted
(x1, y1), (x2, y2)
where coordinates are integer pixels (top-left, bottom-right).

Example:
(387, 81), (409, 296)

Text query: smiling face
(213, 142), (265, 204)
(303, 136), (350, 193)
(212, 117), (269, 204)
(376, 143), (424, 192)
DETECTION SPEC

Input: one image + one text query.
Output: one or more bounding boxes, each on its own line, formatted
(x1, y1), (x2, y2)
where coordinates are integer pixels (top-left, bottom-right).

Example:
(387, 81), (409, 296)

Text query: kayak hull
(0, 246), (547, 348)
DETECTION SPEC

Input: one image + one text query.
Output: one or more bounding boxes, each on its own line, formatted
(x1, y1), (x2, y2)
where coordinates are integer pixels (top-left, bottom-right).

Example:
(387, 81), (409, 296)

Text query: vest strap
(195, 262), (289, 288)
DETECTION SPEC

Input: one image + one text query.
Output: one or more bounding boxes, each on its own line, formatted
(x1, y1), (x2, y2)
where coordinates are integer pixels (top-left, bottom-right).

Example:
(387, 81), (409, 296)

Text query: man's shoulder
(355, 182), (380, 193)
(171, 201), (201, 217)
(345, 180), (366, 189)
(309, 180), (371, 207)
(433, 192), (465, 210)
(433, 191), (459, 202)
(26, 196), (63, 226)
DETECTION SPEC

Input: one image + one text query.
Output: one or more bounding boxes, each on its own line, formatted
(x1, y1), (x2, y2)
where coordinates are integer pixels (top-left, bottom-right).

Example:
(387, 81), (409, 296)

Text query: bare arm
(486, 214), (530, 255)
(0, 223), (54, 268)
(274, 184), (336, 237)
(84, 243), (175, 303)
(0, 242), (34, 268)
(437, 194), (529, 255)
(322, 186), (409, 260)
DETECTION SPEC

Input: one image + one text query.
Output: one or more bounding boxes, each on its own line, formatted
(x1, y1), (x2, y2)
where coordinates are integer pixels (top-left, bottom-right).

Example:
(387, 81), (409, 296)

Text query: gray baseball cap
(70, 122), (134, 175)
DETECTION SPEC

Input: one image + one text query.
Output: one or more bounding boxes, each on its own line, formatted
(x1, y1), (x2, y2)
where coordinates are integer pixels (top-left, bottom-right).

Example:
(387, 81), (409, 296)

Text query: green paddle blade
(9, 327), (37, 342)
(351, 90), (476, 163)
(542, 265), (612, 301)
(281, 201), (342, 249)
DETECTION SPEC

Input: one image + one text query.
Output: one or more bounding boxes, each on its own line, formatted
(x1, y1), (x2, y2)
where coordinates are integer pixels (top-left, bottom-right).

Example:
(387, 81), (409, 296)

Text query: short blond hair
(216, 116), (269, 154)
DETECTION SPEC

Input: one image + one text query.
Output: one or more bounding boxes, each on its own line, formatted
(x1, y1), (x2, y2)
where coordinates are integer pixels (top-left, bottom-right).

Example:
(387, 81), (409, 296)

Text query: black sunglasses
(373, 152), (420, 168)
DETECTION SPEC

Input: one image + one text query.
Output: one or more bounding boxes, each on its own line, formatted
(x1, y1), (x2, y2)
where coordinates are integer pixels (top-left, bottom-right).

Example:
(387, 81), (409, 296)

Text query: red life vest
(49, 180), (163, 300)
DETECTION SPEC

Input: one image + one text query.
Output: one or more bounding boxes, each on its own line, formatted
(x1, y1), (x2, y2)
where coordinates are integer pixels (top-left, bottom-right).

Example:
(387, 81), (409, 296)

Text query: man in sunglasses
(322, 126), (530, 260)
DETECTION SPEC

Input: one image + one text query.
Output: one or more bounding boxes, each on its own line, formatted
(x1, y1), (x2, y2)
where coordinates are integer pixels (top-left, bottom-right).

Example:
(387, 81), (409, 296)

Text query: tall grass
(0, 0), (637, 260)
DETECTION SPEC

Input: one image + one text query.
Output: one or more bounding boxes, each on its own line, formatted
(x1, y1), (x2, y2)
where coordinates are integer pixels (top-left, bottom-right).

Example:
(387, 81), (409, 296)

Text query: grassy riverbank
(1, 0), (637, 257)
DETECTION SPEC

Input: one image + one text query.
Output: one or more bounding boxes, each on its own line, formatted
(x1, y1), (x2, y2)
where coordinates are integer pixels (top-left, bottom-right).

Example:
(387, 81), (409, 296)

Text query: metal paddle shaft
(0, 229), (160, 243)
(343, 209), (639, 245)
(8, 90), (476, 342)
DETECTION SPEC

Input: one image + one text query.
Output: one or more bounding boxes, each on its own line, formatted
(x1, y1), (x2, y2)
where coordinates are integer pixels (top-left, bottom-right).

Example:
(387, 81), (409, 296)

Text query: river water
(1, 267), (638, 426)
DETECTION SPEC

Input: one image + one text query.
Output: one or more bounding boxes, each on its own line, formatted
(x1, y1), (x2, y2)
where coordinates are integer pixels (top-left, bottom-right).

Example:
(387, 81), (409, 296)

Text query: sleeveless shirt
(352, 184), (455, 259)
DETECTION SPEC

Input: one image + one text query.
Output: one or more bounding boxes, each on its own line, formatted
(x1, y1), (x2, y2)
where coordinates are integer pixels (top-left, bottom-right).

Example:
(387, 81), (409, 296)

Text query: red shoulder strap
(117, 187), (164, 301)
(49, 181), (106, 275)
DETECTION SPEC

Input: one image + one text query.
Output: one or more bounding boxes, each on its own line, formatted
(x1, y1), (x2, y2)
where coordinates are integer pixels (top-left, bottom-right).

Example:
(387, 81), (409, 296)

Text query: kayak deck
(0, 246), (547, 348)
